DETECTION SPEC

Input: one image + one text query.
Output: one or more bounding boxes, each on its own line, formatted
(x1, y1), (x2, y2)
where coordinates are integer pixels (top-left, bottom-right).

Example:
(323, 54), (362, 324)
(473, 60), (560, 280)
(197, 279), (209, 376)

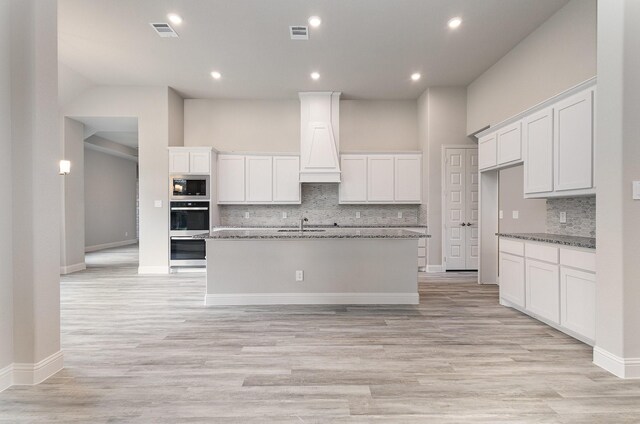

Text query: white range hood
(299, 92), (341, 183)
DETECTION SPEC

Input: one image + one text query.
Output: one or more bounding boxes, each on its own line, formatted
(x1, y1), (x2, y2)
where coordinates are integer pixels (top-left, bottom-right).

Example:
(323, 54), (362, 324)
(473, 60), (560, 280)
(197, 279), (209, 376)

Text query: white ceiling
(58, 0), (569, 100)
(71, 116), (139, 148)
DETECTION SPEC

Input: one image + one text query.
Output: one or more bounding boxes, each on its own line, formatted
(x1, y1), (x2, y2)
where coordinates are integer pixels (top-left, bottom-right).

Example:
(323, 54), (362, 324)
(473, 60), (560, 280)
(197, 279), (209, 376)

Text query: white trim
(205, 292), (419, 306)
(138, 266), (169, 275)
(85, 239), (137, 253)
(593, 346), (640, 379)
(12, 350), (64, 386)
(0, 364), (12, 392)
(60, 262), (86, 275)
(426, 265), (444, 273)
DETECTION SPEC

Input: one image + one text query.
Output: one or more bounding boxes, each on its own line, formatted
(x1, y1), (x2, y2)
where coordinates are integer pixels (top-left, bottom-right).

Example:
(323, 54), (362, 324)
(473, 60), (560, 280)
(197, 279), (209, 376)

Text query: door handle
(461, 223), (467, 226)
(466, 222), (473, 226)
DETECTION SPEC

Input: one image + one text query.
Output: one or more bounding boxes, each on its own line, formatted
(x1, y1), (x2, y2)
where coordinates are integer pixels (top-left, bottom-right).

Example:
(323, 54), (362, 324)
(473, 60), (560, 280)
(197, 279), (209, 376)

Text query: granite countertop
(496, 233), (595, 249)
(212, 224), (428, 229)
(201, 228), (430, 240)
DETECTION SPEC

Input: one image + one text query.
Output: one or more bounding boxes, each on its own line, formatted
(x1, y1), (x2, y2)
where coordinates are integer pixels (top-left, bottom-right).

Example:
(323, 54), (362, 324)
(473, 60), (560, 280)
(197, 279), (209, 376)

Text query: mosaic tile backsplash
(546, 196), (595, 237)
(220, 183), (421, 227)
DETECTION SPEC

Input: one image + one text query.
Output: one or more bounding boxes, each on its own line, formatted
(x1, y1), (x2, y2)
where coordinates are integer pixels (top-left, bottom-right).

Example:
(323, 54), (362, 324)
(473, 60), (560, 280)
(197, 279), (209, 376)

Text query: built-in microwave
(170, 175), (210, 200)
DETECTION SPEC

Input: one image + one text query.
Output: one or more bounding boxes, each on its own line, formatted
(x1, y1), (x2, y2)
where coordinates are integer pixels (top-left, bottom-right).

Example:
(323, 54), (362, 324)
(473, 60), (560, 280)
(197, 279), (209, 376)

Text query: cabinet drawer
(525, 243), (559, 264)
(499, 239), (524, 256)
(560, 248), (595, 272)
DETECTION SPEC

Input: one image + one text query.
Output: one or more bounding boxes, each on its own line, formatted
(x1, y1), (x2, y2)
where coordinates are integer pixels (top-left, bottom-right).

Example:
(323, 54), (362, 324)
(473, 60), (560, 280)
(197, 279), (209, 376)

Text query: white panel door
(523, 107), (554, 194)
(445, 148), (466, 270)
(497, 121), (522, 165)
(367, 155), (394, 202)
(554, 89), (594, 191)
(169, 151), (190, 174)
(478, 132), (497, 170)
(217, 155), (245, 203)
(525, 259), (560, 324)
(189, 151), (211, 174)
(272, 156), (300, 203)
(465, 150), (479, 269)
(245, 156), (273, 203)
(499, 253), (525, 308)
(339, 155), (367, 203)
(560, 267), (596, 340)
(394, 155), (421, 203)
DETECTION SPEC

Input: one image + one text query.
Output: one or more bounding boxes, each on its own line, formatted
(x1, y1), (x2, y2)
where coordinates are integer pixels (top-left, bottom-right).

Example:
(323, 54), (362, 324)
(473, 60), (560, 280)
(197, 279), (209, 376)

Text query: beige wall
(84, 148), (138, 249)
(498, 165), (546, 233)
(168, 87), (184, 147)
(184, 99), (419, 152)
(466, 0), (597, 134)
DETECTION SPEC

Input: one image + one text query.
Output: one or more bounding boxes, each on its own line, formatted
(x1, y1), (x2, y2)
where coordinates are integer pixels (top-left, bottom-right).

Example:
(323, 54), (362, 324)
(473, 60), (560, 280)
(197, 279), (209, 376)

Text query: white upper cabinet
(523, 107), (554, 194)
(496, 121), (522, 165)
(478, 132), (497, 170)
(554, 89), (594, 192)
(339, 155), (367, 203)
(169, 148), (211, 174)
(245, 156), (273, 203)
(367, 155), (395, 202)
(272, 156), (300, 203)
(394, 154), (422, 203)
(217, 155), (246, 203)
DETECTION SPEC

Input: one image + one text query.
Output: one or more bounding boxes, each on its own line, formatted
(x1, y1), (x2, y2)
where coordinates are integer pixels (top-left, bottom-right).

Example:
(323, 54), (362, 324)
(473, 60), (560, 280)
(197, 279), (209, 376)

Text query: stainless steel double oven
(170, 201), (209, 267)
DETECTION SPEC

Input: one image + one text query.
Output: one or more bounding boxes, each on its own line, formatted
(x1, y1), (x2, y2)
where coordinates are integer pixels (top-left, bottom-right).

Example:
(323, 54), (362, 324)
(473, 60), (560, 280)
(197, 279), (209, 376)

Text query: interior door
(445, 149), (467, 270)
(465, 150), (479, 269)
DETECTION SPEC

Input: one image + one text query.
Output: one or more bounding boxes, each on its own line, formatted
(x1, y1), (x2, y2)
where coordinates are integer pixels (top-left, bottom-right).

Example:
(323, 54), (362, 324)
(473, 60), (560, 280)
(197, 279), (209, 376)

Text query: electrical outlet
(499, 210), (504, 219)
(244, 212), (250, 219)
(282, 212), (287, 219)
(125, 232), (128, 237)
(634, 181), (640, 200)
(356, 211), (361, 219)
(154, 200), (162, 208)
(512, 210), (519, 219)
(560, 211), (567, 223)
(397, 212), (403, 218)
(295, 270), (304, 281)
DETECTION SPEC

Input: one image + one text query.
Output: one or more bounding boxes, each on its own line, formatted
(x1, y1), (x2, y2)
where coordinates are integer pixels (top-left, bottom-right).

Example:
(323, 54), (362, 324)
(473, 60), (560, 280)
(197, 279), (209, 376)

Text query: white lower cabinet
(560, 267), (596, 341)
(499, 253), (525, 308)
(525, 259), (560, 324)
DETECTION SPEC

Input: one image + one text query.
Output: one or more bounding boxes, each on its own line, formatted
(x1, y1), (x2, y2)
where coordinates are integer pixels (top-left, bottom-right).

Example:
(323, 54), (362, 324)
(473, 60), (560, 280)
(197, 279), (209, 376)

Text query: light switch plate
(559, 211), (567, 223)
(512, 210), (519, 219)
(633, 181), (640, 200)
(499, 210), (504, 219)
(154, 200), (162, 208)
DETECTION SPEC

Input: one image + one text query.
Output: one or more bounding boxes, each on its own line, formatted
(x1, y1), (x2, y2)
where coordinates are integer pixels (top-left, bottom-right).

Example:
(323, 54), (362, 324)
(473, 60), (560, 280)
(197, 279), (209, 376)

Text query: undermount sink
(277, 229), (326, 232)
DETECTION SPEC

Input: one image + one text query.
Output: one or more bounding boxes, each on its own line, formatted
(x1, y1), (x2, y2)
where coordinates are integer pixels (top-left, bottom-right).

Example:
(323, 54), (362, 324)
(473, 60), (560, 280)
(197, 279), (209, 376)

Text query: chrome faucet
(299, 217), (308, 231)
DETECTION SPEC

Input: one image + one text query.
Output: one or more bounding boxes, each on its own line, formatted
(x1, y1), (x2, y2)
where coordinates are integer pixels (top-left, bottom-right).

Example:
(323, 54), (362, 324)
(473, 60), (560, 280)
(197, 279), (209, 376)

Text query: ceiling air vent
(150, 22), (179, 38)
(289, 26), (309, 40)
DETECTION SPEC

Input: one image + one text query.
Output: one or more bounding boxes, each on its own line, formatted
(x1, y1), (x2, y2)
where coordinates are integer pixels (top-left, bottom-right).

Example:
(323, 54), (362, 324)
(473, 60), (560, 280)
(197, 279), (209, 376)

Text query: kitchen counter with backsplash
(496, 232), (595, 249)
(213, 224), (428, 229)
(203, 228), (429, 240)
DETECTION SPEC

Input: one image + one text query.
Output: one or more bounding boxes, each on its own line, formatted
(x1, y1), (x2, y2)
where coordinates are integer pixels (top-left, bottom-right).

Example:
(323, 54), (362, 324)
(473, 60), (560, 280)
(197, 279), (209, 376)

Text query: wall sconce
(59, 160), (71, 175)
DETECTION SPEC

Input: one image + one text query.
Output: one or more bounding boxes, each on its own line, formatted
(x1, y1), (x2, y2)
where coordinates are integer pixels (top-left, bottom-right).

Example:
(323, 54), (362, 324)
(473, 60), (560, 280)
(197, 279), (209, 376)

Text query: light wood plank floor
(2, 245), (640, 423)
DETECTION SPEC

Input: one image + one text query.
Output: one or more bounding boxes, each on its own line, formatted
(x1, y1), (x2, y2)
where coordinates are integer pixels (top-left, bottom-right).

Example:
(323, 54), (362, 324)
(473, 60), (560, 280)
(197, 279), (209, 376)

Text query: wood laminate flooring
(2, 245), (640, 423)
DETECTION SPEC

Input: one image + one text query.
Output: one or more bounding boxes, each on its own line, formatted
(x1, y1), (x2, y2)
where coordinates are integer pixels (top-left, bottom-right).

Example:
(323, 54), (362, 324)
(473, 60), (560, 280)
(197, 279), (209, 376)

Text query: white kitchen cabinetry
(169, 148), (212, 174)
(367, 155), (395, 202)
(218, 154), (300, 205)
(273, 156), (301, 203)
(478, 132), (497, 170)
(497, 122), (522, 165)
(525, 259), (560, 324)
(560, 267), (596, 341)
(499, 252), (525, 308)
(339, 155), (368, 203)
(523, 107), (554, 194)
(394, 155), (422, 203)
(245, 156), (273, 203)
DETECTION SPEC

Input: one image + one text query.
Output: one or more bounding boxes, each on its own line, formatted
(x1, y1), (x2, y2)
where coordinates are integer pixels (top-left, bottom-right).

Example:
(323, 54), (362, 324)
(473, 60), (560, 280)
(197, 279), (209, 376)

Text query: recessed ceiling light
(411, 73), (421, 81)
(210, 71), (221, 80)
(310, 72), (320, 80)
(448, 17), (462, 29)
(167, 13), (182, 25)
(308, 16), (322, 27)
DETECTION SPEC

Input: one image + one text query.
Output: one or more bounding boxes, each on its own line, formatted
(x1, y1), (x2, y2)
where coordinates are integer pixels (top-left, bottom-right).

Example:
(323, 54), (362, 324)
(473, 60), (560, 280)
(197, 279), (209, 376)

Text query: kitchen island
(202, 228), (427, 305)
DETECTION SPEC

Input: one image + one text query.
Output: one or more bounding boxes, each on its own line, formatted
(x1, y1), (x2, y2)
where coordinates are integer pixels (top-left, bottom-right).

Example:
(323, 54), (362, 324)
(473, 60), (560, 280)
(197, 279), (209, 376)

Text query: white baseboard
(205, 292), (419, 306)
(85, 239), (137, 253)
(60, 262), (86, 275)
(0, 364), (12, 392)
(426, 265), (444, 273)
(593, 346), (640, 379)
(12, 350), (64, 386)
(138, 265), (169, 275)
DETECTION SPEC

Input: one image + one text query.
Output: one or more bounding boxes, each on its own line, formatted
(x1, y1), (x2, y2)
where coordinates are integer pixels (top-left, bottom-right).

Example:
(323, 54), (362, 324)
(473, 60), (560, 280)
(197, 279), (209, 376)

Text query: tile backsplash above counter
(546, 196), (595, 238)
(220, 184), (420, 227)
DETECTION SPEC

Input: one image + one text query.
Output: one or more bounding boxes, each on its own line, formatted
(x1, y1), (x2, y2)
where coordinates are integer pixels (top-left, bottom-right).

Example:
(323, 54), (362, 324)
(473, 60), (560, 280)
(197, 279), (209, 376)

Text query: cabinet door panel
(560, 267), (595, 340)
(523, 108), (554, 194)
(500, 253), (525, 308)
(526, 259), (560, 324)
(497, 122), (522, 165)
(339, 155), (367, 203)
(273, 156), (300, 203)
(189, 151), (211, 174)
(394, 155), (421, 203)
(367, 156), (394, 202)
(478, 133), (497, 170)
(169, 151), (190, 174)
(217, 155), (245, 203)
(245, 156), (273, 203)
(554, 89), (594, 191)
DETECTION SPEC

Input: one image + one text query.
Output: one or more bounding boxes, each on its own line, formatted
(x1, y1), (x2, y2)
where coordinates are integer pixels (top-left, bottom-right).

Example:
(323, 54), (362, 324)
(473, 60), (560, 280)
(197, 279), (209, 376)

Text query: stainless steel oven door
(170, 236), (206, 267)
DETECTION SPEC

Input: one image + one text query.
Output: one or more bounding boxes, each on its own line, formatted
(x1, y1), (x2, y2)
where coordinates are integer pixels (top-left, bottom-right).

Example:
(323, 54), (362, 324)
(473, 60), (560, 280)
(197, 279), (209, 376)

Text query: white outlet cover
(512, 210), (519, 219)
(633, 181), (640, 200)
(356, 211), (361, 219)
(499, 210), (504, 219)
(282, 212), (287, 219)
(295, 270), (304, 281)
(154, 200), (162, 208)
(559, 211), (567, 223)
(397, 212), (403, 218)
(244, 212), (250, 219)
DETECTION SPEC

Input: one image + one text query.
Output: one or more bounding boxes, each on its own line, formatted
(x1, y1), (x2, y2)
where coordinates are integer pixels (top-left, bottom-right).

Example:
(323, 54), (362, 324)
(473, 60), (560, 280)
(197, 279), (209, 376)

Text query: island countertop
(201, 228), (430, 240)
(496, 232), (595, 249)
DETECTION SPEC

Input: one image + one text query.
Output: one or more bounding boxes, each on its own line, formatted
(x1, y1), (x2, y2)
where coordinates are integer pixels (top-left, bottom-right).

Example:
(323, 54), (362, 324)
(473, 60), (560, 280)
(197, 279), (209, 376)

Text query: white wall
(419, 87), (475, 267)
(466, 0), (597, 134)
(58, 62), (95, 107)
(168, 87), (184, 147)
(84, 148), (138, 249)
(498, 165), (546, 233)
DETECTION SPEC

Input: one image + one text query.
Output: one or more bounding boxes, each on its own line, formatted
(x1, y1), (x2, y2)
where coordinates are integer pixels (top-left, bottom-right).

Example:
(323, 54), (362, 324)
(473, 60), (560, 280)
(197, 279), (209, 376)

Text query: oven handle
(170, 207), (209, 211)
(171, 236), (205, 240)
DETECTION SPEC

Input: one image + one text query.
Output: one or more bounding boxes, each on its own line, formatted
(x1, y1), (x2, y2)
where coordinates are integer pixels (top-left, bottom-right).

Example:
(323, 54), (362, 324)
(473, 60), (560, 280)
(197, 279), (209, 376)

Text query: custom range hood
(299, 92), (341, 183)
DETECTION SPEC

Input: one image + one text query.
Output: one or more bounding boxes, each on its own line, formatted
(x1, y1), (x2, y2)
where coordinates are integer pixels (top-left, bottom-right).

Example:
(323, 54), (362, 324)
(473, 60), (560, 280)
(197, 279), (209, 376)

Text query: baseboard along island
(201, 228), (428, 306)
